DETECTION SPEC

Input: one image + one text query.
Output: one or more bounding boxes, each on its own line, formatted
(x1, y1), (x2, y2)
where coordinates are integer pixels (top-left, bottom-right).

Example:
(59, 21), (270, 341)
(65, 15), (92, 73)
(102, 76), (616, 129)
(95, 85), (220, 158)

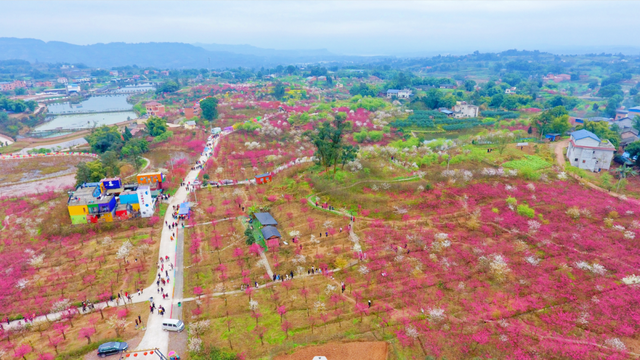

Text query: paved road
(172, 223), (185, 321)
(134, 134), (217, 355)
(18, 138), (88, 155)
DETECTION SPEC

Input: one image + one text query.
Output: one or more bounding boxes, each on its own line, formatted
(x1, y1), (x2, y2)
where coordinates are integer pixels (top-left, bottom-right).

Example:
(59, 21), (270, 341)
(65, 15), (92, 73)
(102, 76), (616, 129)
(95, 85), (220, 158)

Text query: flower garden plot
(182, 173), (640, 359)
(0, 190), (164, 323)
(0, 156), (92, 185)
(2, 302), (150, 360)
(183, 220), (271, 299)
(206, 130), (314, 182)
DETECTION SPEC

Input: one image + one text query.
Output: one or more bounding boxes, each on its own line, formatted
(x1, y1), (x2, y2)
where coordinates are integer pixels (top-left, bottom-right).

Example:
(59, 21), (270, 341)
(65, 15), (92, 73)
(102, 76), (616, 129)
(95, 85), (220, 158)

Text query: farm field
(0, 156), (93, 185)
(4, 63), (640, 360)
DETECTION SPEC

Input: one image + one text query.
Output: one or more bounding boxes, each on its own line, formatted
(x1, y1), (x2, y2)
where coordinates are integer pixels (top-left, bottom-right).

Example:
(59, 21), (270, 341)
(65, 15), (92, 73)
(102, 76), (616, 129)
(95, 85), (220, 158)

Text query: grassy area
(158, 202), (168, 217)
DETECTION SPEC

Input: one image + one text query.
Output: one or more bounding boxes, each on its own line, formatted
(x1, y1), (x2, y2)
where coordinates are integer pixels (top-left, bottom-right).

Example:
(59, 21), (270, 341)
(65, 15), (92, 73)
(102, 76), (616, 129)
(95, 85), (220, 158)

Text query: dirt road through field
(552, 138), (569, 169)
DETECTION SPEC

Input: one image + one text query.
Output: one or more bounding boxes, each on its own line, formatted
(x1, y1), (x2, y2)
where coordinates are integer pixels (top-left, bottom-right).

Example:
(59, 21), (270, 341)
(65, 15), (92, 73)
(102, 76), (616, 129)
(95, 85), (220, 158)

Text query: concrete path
(259, 252), (274, 278)
(135, 134), (217, 355)
(18, 137), (88, 155)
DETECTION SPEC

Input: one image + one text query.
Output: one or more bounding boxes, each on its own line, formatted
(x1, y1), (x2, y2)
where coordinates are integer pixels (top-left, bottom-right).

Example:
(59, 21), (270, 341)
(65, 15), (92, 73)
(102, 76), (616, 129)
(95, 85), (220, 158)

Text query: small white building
(67, 83), (81, 93)
(453, 102), (479, 118)
(386, 89), (412, 99)
(566, 129), (615, 172)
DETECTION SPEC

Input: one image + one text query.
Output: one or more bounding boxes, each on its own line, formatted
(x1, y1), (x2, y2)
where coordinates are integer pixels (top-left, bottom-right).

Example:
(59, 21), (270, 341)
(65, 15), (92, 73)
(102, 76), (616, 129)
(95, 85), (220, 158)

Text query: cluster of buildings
(0, 80), (27, 92)
(571, 107), (640, 148)
(67, 172), (165, 225)
(144, 100), (201, 119)
(543, 74), (572, 82)
(252, 212), (282, 243)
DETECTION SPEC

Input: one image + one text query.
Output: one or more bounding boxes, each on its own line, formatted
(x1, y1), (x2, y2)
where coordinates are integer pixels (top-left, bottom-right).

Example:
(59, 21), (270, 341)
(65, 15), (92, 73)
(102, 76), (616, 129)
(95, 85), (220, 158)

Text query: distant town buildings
(34, 81), (53, 88)
(0, 80), (26, 91)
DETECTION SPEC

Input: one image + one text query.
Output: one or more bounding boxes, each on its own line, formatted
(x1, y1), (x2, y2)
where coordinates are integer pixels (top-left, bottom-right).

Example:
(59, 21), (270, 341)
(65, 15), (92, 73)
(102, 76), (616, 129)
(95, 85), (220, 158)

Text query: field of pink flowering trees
(182, 169), (640, 359)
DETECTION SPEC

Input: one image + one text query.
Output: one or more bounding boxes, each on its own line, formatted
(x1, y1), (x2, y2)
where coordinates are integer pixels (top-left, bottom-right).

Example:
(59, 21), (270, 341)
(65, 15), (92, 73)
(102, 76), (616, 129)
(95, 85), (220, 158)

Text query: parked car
(221, 179), (234, 185)
(97, 342), (128, 357)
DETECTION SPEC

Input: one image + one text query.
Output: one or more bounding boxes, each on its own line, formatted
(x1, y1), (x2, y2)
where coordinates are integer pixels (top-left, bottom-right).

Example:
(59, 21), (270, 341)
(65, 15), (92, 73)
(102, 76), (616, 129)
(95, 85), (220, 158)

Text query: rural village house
(566, 129), (615, 172)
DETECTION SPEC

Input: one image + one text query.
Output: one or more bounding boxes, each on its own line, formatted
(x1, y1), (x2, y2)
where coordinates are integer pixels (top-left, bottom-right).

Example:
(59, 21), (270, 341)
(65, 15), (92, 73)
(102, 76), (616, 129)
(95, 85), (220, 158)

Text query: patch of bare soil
(274, 341), (388, 360)
(168, 330), (188, 358)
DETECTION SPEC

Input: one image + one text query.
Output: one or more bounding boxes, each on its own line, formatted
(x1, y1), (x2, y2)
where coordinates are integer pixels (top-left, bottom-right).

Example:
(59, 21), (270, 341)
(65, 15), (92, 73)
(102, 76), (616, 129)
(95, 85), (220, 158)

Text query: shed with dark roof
(261, 226), (281, 240)
(254, 212), (278, 226)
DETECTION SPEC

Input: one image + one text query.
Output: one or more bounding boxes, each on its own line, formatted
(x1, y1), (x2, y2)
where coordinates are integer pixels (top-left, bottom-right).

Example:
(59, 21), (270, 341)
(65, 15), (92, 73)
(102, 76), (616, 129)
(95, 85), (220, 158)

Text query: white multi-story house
(453, 102), (479, 118)
(386, 89), (412, 99)
(566, 129), (615, 172)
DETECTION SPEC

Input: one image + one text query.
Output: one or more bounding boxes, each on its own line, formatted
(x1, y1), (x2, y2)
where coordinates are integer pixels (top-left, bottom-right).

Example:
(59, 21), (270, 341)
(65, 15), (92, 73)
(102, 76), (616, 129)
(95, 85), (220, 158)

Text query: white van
(162, 319), (185, 332)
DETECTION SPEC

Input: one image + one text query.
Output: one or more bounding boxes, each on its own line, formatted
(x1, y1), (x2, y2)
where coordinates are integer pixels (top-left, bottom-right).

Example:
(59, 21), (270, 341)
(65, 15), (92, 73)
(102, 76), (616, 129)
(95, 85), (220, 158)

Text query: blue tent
(178, 202), (190, 215)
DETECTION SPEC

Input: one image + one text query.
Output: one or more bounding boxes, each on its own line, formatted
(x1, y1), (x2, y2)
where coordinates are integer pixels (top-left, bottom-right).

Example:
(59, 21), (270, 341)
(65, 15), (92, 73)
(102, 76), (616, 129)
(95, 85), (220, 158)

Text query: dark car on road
(97, 342), (128, 357)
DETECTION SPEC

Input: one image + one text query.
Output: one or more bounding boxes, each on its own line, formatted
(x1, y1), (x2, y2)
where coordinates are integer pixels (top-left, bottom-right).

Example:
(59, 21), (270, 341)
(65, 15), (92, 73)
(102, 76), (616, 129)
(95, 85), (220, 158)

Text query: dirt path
(552, 138), (569, 169)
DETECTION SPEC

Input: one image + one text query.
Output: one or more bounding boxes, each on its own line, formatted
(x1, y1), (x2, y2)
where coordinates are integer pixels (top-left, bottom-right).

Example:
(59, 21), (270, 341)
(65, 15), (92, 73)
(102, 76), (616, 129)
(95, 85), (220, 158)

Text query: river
(47, 94), (133, 114)
(35, 111), (138, 131)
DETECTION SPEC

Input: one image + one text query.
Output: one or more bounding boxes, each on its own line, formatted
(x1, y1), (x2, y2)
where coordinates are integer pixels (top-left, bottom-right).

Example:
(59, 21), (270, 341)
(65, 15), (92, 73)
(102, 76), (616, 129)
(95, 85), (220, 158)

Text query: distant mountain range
(0, 38), (386, 69)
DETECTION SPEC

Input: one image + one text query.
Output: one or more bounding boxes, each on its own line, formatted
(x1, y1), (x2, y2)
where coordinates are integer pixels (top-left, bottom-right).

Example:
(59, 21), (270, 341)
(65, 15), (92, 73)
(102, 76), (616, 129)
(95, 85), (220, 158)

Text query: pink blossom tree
(78, 326), (95, 344)
(277, 305), (287, 323)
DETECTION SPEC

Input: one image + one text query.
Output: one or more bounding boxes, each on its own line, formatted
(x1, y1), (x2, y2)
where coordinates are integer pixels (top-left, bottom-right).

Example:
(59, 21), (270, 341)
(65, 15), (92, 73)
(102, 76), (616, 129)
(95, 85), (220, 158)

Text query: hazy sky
(2, 1), (639, 56)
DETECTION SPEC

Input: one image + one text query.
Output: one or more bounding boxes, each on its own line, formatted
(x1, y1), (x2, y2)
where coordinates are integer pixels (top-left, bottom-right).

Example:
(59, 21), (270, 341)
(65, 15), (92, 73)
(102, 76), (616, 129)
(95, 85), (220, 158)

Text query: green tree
(123, 126), (133, 141)
(25, 100), (37, 112)
(597, 84), (623, 98)
(305, 112), (348, 176)
(101, 151), (121, 177)
(550, 114), (571, 135)
(75, 160), (106, 186)
(501, 96), (518, 110)
(625, 141), (640, 161)
(339, 144), (359, 169)
(156, 80), (179, 94)
(272, 82), (286, 100)
(146, 116), (167, 137)
(121, 138), (149, 171)
(614, 166), (638, 192)
(285, 65), (296, 75)
(200, 97), (219, 121)
(533, 106), (568, 137)
(244, 227), (256, 245)
(464, 80), (477, 92)
(85, 125), (124, 154)
(489, 93), (504, 108)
